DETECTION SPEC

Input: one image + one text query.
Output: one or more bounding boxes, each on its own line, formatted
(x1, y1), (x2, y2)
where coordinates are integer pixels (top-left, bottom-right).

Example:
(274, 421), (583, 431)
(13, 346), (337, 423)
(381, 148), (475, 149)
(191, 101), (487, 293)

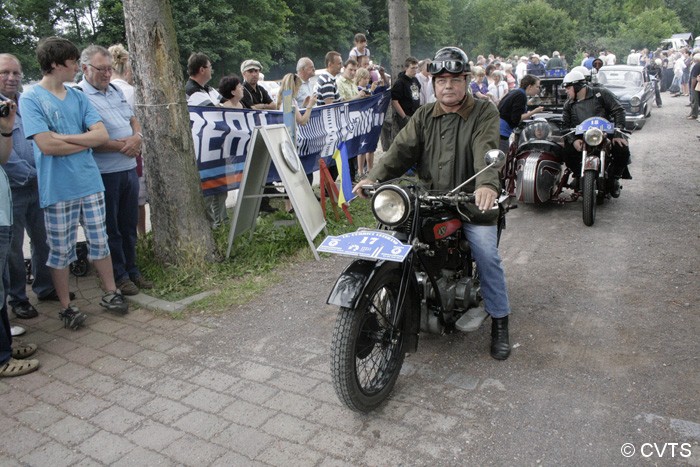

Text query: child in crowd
(349, 33), (370, 61)
(354, 67), (378, 178)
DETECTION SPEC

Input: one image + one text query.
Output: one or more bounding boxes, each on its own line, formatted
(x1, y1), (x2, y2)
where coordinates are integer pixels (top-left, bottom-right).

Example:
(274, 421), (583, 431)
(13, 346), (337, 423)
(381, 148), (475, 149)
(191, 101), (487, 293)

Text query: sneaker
(116, 278), (139, 296)
(100, 291), (128, 314)
(59, 305), (87, 330)
(11, 341), (37, 359)
(131, 275), (154, 290)
(38, 290), (76, 302)
(11, 301), (38, 319)
(0, 358), (39, 377)
(10, 325), (26, 337)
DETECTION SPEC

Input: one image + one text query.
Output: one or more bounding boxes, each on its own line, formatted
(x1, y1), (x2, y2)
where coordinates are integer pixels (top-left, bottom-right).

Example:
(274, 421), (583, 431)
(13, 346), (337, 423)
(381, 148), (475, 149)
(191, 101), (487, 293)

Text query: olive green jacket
(367, 93), (501, 224)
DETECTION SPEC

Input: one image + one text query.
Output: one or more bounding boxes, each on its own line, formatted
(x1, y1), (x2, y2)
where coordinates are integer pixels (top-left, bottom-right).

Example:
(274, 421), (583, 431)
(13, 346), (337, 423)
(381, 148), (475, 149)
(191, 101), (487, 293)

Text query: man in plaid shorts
(20, 36), (128, 329)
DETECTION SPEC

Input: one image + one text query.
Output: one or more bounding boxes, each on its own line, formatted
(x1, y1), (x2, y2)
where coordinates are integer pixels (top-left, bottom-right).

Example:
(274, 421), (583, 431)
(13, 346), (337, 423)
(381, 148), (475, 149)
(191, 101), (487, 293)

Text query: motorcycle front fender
(583, 155), (600, 172)
(327, 259), (401, 309)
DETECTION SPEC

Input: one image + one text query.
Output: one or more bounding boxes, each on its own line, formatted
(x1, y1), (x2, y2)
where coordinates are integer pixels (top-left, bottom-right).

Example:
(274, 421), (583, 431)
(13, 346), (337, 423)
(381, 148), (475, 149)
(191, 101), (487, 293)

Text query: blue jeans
(101, 169), (140, 283)
(0, 226), (13, 364)
(8, 184), (54, 306)
(462, 223), (511, 318)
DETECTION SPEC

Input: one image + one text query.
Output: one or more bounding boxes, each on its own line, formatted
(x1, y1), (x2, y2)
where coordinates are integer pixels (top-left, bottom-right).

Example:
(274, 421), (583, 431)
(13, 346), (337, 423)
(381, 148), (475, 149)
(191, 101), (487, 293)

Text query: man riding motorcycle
(353, 47), (512, 360)
(561, 69), (632, 197)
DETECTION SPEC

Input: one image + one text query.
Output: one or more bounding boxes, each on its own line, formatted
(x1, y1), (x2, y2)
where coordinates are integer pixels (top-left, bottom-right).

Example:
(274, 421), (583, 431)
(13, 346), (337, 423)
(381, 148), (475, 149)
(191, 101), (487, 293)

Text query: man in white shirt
(416, 59), (435, 105)
(295, 57), (315, 108)
(515, 56), (529, 82)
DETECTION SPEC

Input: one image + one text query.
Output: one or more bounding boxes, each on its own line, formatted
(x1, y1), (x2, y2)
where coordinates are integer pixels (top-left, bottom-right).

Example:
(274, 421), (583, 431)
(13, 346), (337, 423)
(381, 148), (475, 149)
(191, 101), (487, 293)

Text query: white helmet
(570, 65), (591, 77)
(562, 69), (587, 86)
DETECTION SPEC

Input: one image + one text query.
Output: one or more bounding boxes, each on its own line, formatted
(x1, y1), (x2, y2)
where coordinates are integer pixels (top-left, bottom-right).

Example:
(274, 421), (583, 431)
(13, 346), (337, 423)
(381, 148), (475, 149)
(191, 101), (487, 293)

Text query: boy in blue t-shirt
(20, 36), (128, 329)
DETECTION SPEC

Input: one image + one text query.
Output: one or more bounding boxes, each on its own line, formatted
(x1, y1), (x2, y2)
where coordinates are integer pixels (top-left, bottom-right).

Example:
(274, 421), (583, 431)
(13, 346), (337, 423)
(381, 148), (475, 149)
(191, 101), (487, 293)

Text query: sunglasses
(428, 60), (467, 75)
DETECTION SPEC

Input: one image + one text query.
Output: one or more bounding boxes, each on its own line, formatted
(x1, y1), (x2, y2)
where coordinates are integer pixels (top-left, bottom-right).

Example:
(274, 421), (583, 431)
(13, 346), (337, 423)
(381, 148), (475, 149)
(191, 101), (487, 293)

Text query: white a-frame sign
(225, 124), (326, 260)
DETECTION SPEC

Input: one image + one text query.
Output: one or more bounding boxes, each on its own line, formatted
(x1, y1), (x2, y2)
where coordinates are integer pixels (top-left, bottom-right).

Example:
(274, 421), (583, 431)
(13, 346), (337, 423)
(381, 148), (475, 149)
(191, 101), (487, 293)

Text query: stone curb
(125, 289), (216, 314)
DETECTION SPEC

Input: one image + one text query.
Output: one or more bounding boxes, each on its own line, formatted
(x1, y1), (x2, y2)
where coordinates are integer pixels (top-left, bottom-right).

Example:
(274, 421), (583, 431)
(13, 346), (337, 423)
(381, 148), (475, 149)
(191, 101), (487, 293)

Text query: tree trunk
(122, 0), (217, 264)
(387, 0), (410, 79)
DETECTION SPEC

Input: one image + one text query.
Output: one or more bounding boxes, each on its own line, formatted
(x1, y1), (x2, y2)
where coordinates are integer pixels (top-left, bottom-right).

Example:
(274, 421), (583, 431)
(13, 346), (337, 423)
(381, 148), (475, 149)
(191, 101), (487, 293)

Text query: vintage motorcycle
(572, 116), (629, 226)
(503, 118), (570, 204)
(317, 150), (509, 412)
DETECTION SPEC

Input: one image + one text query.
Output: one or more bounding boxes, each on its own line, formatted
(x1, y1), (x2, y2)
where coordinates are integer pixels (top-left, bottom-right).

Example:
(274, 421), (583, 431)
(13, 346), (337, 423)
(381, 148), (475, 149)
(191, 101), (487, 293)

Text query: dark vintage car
(595, 65), (654, 130)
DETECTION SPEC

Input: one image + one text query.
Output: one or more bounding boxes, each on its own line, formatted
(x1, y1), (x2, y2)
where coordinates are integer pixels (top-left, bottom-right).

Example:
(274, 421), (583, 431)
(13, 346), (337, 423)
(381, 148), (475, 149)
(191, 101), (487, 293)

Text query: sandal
(12, 342), (37, 359)
(0, 358), (39, 377)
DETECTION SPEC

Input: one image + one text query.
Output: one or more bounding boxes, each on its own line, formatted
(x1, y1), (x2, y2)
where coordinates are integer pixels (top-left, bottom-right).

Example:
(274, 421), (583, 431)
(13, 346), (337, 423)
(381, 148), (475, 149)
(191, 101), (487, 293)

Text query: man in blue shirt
(79, 45), (152, 296)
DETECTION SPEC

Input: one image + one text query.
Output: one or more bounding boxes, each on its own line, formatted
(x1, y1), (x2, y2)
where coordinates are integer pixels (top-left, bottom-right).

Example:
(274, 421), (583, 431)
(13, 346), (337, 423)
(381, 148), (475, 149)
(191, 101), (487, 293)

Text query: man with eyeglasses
(79, 44), (152, 297)
(185, 52), (222, 107)
(0, 53), (72, 321)
(185, 52), (230, 225)
(20, 37), (128, 329)
(353, 47), (513, 361)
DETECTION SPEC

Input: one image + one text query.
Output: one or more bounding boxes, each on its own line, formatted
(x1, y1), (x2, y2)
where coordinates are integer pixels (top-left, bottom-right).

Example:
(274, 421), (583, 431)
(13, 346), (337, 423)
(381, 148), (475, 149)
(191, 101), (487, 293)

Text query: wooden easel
(318, 159), (353, 223)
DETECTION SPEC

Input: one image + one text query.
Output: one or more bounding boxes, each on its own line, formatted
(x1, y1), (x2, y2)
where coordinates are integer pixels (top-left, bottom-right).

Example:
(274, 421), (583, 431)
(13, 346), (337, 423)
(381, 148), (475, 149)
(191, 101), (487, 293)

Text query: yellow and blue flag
(332, 141), (356, 207)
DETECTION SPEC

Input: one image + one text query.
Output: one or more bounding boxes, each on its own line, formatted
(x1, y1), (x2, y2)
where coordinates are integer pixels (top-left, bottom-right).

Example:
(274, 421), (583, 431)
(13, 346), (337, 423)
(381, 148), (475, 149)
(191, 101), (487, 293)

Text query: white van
(660, 38), (688, 50)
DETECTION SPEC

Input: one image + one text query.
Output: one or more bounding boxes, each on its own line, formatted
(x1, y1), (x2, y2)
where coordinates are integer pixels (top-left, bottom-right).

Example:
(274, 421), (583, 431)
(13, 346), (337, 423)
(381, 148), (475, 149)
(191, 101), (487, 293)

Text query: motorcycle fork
(390, 195), (423, 337)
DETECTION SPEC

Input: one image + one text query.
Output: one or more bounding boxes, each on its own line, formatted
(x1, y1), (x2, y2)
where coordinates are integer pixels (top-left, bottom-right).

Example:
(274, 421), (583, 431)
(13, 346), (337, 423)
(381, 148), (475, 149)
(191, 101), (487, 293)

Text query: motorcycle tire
(582, 171), (597, 226)
(330, 267), (409, 413)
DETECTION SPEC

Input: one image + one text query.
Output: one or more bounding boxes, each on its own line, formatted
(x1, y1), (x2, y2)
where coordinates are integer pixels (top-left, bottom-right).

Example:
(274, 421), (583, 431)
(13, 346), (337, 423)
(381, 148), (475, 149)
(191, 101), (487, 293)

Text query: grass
(136, 195), (376, 314)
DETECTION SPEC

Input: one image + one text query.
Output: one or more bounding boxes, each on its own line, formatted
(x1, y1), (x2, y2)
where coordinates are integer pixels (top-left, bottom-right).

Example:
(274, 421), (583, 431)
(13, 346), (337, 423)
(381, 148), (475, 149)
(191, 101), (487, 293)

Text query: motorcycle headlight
(584, 127), (604, 146)
(371, 185), (411, 226)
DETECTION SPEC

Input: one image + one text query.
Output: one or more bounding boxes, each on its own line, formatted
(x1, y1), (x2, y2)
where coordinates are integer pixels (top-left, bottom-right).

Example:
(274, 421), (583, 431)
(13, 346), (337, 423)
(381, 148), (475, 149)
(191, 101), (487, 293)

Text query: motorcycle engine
(418, 267), (480, 334)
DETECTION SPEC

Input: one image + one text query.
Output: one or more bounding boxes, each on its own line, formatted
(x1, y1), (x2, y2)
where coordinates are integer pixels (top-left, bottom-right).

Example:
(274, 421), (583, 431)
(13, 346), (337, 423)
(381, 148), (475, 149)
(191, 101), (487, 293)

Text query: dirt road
(203, 92), (699, 465)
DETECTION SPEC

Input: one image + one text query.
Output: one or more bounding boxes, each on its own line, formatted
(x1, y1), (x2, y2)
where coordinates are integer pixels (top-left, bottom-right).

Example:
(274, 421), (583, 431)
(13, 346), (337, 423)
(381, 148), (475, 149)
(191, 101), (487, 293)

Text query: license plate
(317, 230), (412, 262)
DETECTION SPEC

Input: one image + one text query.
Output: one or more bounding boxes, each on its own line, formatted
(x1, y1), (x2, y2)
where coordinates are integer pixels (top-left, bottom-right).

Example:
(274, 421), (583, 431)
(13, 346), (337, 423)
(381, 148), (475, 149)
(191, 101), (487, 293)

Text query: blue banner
(189, 89), (390, 196)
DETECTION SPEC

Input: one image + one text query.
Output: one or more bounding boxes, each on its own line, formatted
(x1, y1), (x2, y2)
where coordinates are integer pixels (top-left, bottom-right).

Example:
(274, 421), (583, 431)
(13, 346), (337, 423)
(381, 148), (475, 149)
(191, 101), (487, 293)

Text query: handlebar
(361, 184), (477, 205)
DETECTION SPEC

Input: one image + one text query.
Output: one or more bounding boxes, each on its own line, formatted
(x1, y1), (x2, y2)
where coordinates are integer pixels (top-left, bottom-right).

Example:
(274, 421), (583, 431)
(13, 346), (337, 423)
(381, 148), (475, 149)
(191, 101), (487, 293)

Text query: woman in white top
(108, 44), (135, 107)
(488, 70), (509, 104)
(109, 44), (148, 236)
(275, 73), (317, 125)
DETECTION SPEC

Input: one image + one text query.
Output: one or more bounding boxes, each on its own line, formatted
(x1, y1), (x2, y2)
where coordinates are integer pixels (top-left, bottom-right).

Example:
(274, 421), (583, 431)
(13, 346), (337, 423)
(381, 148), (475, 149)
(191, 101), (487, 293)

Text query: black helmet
(428, 47), (470, 75)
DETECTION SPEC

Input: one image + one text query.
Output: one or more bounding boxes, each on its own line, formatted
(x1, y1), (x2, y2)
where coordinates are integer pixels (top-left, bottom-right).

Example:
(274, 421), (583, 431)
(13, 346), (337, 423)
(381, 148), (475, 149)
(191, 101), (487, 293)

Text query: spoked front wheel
(330, 268), (408, 412)
(582, 170), (597, 226)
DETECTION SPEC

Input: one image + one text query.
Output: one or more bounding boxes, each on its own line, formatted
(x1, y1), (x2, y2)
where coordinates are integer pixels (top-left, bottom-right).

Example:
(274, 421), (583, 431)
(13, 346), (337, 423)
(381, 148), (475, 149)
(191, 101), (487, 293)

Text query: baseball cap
(241, 59), (263, 73)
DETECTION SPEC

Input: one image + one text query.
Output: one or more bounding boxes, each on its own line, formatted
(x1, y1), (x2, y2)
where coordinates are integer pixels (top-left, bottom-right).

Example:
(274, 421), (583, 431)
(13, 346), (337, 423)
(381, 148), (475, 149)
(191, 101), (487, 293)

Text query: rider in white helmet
(561, 68), (631, 197)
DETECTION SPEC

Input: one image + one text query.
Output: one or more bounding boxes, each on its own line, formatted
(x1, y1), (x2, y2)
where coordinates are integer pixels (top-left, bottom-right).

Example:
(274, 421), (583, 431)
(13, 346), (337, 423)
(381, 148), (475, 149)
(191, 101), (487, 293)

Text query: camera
(0, 102), (10, 118)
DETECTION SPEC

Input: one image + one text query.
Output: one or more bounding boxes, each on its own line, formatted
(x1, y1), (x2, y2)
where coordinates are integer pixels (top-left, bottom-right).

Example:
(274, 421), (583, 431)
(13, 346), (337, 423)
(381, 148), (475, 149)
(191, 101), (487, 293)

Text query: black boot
(610, 177), (621, 198)
(490, 316), (511, 360)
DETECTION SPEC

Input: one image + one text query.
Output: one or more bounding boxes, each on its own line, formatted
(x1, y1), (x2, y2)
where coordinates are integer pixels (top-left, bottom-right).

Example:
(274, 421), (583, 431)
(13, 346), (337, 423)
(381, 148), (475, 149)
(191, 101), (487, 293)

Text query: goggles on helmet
(428, 60), (467, 75)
